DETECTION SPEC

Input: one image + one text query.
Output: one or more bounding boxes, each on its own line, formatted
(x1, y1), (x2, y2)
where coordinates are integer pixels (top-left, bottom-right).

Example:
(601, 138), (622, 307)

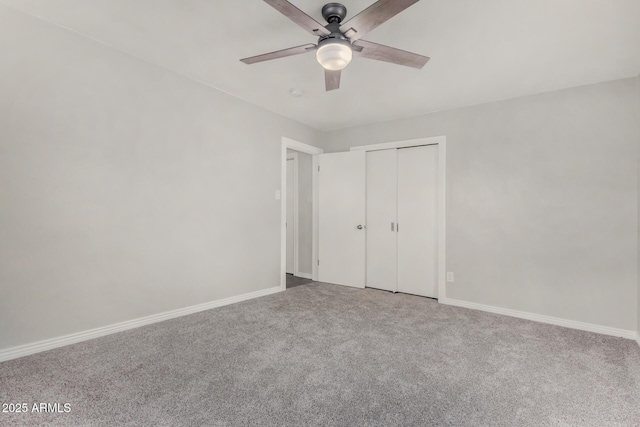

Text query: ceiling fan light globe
(316, 40), (353, 71)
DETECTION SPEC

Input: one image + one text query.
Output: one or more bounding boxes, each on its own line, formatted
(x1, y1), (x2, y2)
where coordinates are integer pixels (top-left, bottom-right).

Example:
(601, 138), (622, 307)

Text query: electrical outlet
(446, 272), (454, 283)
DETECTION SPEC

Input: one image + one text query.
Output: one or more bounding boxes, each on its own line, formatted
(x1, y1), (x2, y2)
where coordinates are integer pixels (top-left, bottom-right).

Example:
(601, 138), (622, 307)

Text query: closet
(365, 145), (438, 298)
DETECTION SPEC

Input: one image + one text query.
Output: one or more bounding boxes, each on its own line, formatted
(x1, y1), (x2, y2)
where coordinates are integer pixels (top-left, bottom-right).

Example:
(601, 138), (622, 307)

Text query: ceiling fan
(240, 0), (430, 91)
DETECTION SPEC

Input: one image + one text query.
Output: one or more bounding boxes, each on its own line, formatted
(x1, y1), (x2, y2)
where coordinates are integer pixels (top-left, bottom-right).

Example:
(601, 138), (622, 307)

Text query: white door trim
(281, 137), (324, 290)
(350, 136), (447, 300)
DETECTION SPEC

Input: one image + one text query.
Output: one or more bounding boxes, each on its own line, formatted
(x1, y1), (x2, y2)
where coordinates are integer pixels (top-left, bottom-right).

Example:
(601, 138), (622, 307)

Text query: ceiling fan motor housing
(318, 3), (350, 46)
(318, 23), (349, 43)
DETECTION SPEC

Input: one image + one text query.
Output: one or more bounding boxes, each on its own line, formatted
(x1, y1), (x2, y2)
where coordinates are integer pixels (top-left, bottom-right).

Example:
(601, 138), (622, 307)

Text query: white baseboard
(294, 271), (313, 280)
(439, 297), (637, 340)
(0, 286), (282, 363)
(636, 334), (640, 348)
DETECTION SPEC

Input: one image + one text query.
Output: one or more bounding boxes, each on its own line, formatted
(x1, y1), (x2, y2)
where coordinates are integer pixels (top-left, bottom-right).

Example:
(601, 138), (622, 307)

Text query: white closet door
(366, 149), (397, 292)
(397, 145), (438, 298)
(318, 151), (366, 288)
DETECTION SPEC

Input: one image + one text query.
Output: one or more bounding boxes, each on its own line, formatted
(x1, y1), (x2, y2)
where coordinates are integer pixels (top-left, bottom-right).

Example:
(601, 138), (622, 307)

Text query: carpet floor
(1, 283), (639, 426)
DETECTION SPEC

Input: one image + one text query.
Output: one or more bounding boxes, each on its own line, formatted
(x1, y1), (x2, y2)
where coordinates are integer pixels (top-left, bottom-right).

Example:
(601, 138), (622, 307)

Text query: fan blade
(353, 39), (429, 69)
(340, 0), (419, 41)
(240, 44), (316, 65)
(325, 69), (341, 91)
(264, 0), (330, 36)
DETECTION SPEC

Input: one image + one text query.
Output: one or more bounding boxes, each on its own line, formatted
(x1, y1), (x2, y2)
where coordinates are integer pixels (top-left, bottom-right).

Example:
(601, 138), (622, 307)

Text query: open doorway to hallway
(280, 138), (323, 290)
(285, 149), (314, 289)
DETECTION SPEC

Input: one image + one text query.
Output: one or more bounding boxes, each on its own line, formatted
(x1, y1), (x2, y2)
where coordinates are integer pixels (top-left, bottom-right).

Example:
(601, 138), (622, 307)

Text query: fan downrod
(321, 3), (347, 24)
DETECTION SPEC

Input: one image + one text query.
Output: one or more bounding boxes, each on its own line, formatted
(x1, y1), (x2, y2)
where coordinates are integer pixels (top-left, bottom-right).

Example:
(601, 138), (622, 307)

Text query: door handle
(356, 225), (364, 230)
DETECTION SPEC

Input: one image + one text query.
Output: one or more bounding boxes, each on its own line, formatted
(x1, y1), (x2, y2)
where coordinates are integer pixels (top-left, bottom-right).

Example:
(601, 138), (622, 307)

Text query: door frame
(350, 136), (447, 300)
(281, 137), (324, 290)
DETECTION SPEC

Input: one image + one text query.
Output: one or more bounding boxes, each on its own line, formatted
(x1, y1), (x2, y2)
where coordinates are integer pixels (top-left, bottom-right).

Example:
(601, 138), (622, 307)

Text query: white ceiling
(2, 0), (639, 131)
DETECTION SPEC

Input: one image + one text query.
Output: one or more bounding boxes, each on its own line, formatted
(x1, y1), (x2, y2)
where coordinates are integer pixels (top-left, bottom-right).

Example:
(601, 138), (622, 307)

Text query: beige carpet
(1, 282), (639, 426)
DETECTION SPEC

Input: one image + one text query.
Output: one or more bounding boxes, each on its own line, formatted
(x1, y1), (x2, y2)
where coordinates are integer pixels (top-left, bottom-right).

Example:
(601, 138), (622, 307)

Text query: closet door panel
(365, 149), (397, 292)
(318, 151), (366, 288)
(397, 145), (438, 298)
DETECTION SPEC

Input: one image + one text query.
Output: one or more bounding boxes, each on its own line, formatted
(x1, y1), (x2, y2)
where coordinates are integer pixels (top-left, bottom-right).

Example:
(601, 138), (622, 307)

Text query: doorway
(286, 152), (297, 275)
(280, 138), (324, 290)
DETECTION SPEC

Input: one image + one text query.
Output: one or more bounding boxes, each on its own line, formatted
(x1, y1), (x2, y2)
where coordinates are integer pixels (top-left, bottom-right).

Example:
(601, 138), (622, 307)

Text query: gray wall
(0, 6), (320, 350)
(324, 78), (639, 331)
(638, 73), (640, 337)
